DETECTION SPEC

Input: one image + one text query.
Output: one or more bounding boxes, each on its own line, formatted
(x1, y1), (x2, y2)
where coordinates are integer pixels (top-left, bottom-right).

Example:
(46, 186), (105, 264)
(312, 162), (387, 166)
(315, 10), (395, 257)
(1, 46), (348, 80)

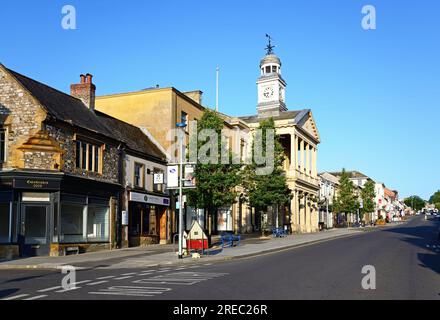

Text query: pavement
(0, 224), (383, 270)
(0, 216), (438, 300)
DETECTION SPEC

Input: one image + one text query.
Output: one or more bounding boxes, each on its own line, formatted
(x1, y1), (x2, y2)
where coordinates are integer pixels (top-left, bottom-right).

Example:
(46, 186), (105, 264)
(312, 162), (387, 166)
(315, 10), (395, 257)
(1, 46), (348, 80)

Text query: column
(304, 142), (309, 175)
(299, 139), (304, 172)
(312, 147), (317, 178)
(290, 133), (296, 172)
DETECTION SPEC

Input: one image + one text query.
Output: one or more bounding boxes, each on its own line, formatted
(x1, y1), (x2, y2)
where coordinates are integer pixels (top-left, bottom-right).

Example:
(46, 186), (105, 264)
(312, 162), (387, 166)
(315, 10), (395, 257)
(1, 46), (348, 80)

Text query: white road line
(96, 276), (116, 280)
(38, 286), (62, 293)
(88, 291), (153, 297)
(55, 280), (92, 293)
(121, 272), (137, 276)
(23, 295), (48, 300)
(203, 263), (212, 266)
(114, 276), (134, 280)
(2, 294), (30, 300)
(87, 280), (109, 286)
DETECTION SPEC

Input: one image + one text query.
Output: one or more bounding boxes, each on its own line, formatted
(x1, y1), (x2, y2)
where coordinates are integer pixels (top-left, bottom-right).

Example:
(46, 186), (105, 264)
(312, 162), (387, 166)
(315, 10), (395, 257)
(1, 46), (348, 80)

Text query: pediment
(298, 111), (320, 143)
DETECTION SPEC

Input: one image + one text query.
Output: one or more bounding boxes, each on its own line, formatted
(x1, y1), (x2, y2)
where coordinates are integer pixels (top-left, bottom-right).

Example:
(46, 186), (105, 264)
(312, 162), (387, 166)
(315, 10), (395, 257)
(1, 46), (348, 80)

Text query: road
(0, 215), (438, 300)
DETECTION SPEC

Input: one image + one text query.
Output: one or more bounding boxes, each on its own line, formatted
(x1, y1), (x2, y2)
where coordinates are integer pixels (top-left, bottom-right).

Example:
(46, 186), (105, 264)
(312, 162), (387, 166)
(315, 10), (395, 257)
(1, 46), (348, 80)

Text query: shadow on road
(0, 288), (20, 299)
(383, 218), (440, 275)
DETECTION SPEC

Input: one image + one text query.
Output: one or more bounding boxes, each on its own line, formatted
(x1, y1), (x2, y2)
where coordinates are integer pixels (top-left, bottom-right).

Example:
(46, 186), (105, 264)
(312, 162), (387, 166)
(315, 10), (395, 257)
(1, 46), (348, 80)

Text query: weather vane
(265, 34), (275, 55)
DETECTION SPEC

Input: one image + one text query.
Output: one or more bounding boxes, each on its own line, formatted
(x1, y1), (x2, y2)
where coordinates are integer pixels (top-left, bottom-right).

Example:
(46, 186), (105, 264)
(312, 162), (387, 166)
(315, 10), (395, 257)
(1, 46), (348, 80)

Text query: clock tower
(257, 39), (287, 118)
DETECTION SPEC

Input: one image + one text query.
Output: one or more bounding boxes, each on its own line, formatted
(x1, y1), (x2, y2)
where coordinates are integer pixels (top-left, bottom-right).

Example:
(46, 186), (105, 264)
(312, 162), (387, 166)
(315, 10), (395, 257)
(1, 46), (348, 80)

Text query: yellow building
(96, 49), (321, 235)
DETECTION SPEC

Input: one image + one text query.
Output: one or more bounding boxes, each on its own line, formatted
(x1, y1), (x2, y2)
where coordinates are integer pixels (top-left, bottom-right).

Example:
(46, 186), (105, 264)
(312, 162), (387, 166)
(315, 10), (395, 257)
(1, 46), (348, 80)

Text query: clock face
(263, 86), (274, 99)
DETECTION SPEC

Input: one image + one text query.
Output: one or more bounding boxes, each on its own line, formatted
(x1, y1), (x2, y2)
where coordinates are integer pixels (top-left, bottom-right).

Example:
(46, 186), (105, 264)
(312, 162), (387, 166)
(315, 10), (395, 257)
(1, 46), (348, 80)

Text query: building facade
(0, 65), (169, 259)
(238, 52), (321, 233)
(318, 172), (340, 229)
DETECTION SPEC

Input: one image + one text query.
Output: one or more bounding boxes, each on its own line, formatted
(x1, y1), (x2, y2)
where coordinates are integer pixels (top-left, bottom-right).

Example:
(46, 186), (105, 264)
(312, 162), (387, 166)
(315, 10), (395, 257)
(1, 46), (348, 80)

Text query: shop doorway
(20, 204), (50, 256)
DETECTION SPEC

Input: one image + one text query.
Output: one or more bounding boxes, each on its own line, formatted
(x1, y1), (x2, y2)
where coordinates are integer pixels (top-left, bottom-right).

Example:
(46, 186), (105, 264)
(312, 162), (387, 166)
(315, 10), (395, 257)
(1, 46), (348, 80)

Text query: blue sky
(1, 0), (439, 199)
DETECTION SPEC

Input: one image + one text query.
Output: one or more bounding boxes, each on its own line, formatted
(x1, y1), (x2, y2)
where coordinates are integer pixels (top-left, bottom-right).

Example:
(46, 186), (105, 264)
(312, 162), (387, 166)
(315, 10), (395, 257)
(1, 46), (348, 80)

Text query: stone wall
(45, 123), (119, 184)
(0, 67), (119, 185)
(0, 67), (47, 168)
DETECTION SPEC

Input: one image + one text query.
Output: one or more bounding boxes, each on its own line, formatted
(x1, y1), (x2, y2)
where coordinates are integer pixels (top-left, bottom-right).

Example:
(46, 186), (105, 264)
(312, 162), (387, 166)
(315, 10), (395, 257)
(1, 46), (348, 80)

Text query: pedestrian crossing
(1, 264), (228, 300)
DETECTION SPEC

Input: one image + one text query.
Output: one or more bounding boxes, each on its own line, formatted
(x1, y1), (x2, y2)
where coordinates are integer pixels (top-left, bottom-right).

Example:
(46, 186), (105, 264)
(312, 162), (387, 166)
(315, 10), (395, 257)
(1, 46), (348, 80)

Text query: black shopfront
(0, 171), (121, 258)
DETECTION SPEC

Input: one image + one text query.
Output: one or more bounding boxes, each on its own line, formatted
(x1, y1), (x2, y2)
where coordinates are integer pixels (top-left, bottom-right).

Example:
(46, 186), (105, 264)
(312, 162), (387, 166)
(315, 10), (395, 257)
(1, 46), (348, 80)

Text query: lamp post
(176, 122), (187, 259)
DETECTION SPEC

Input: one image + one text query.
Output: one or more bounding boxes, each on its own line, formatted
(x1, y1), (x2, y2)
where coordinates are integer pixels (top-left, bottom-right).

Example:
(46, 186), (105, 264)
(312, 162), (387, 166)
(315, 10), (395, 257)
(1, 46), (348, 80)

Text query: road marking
(133, 271), (228, 286)
(114, 276), (134, 280)
(23, 295), (47, 300)
(96, 276), (116, 280)
(89, 286), (171, 297)
(2, 294), (30, 300)
(121, 272), (137, 276)
(87, 280), (109, 286)
(38, 286), (62, 293)
(55, 280), (92, 293)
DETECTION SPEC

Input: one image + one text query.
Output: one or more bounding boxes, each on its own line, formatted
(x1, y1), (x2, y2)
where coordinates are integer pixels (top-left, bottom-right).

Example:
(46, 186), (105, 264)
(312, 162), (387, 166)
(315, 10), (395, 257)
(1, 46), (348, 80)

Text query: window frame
(74, 137), (103, 174)
(134, 162), (145, 189)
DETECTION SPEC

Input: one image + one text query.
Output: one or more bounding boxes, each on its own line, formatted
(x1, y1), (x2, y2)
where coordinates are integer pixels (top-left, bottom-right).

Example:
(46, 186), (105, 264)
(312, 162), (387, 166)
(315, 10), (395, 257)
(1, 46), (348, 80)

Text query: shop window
(0, 129), (6, 163)
(134, 163), (144, 188)
(142, 206), (150, 235)
(149, 205), (157, 235)
(0, 203), (10, 242)
(60, 203), (86, 243)
(75, 140), (102, 173)
(87, 205), (109, 241)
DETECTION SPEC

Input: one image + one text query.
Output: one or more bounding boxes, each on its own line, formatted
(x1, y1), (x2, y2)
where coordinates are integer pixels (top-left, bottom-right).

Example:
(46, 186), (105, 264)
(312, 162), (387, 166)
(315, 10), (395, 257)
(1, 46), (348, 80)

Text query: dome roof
(260, 54), (281, 67)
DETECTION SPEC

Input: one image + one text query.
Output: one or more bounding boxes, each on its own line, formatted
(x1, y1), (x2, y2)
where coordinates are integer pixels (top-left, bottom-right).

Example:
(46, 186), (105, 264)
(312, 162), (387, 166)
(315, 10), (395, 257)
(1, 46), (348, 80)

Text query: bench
(272, 227), (287, 238)
(220, 233), (241, 248)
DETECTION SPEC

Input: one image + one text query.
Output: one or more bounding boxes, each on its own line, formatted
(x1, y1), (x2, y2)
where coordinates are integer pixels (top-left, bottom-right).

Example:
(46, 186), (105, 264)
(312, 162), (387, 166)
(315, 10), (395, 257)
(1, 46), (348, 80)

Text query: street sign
(122, 210), (128, 226)
(153, 173), (164, 184)
(167, 165), (179, 188)
(183, 164), (196, 188)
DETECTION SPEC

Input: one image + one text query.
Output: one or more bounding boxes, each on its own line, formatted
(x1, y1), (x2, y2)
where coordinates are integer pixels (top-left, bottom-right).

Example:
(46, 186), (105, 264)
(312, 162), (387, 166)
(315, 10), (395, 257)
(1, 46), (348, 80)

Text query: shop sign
(13, 178), (60, 190)
(130, 192), (170, 207)
(122, 210), (128, 226)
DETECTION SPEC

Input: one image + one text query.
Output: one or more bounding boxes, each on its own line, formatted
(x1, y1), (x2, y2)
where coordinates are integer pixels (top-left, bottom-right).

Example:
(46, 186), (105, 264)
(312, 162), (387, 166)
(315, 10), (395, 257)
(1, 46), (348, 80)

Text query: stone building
(0, 65), (167, 258)
(237, 50), (321, 233)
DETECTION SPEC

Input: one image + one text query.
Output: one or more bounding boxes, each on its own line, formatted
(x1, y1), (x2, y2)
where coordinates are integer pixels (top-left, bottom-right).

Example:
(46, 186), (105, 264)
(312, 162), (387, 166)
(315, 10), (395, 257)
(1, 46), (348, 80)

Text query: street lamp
(176, 122), (187, 259)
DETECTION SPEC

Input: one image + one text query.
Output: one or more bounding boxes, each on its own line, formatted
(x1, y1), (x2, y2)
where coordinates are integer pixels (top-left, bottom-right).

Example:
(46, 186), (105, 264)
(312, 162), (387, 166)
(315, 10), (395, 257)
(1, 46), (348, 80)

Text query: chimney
(70, 73), (96, 110)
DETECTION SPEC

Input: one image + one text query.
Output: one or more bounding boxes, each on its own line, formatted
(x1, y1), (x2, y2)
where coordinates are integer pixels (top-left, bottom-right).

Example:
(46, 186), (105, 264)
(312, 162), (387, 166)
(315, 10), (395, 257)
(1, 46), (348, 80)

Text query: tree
(360, 179), (375, 221)
(404, 195), (425, 211)
(242, 117), (291, 234)
(429, 190), (440, 210)
(333, 169), (359, 224)
(185, 109), (241, 234)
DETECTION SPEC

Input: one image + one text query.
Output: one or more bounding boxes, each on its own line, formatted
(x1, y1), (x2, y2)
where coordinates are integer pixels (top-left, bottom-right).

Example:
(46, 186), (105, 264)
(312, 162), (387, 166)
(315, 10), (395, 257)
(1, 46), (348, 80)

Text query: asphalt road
(0, 215), (438, 300)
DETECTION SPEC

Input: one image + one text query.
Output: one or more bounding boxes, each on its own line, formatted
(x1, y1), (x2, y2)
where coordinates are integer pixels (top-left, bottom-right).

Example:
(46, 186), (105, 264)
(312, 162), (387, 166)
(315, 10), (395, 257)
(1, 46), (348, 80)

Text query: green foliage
(360, 179), (376, 220)
(333, 169), (359, 217)
(242, 118), (292, 212)
(404, 195), (425, 211)
(186, 109), (241, 211)
(429, 190), (440, 210)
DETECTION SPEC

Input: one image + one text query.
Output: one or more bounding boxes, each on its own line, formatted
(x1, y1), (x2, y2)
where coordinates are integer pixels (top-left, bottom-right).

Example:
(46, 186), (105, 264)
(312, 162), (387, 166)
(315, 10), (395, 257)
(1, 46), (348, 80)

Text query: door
(20, 204), (50, 256)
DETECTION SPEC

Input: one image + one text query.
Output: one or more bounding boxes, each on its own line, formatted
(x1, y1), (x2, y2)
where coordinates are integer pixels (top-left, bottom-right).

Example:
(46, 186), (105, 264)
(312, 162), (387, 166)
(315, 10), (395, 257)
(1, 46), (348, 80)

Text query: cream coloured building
(237, 51), (321, 233)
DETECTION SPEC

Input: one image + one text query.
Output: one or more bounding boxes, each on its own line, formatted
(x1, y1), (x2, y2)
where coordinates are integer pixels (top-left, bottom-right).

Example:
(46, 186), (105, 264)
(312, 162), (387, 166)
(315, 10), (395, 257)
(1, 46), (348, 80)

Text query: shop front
(0, 172), (121, 259)
(128, 191), (170, 246)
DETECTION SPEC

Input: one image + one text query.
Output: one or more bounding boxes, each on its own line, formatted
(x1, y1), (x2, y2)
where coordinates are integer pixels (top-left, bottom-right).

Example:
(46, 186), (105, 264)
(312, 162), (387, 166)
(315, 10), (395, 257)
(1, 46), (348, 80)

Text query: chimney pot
(71, 73), (96, 110)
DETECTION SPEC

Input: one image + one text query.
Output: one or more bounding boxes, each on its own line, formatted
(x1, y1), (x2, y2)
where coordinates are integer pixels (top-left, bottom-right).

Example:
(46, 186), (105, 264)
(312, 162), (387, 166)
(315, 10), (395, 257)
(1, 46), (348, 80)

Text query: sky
(0, 0), (439, 200)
